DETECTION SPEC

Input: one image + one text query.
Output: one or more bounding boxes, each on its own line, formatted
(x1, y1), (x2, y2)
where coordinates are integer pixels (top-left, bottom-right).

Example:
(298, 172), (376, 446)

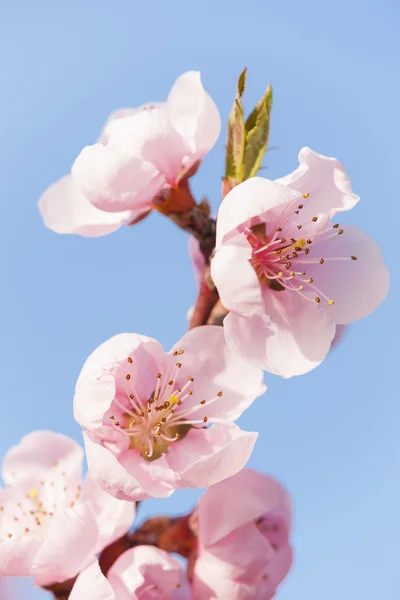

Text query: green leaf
(237, 67), (247, 98)
(224, 69), (247, 181)
(242, 102), (271, 179)
(245, 84), (272, 135)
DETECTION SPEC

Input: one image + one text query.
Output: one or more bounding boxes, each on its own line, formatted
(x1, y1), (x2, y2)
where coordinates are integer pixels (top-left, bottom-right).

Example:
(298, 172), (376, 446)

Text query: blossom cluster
(1, 70), (389, 599)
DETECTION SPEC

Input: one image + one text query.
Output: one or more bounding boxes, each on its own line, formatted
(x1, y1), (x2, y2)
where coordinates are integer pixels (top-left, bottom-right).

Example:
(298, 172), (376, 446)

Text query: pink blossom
(211, 147), (389, 377)
(192, 469), (292, 600)
(69, 547), (188, 600)
(73, 326), (265, 501)
(188, 236), (206, 289)
(0, 431), (135, 586)
(39, 72), (220, 237)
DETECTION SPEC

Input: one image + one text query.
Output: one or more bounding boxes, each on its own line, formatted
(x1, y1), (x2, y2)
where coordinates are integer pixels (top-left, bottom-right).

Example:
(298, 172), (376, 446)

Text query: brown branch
(189, 267), (219, 330)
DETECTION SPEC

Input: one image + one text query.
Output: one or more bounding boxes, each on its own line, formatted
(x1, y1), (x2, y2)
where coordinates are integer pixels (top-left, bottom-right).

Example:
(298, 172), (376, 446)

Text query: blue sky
(0, 1), (399, 598)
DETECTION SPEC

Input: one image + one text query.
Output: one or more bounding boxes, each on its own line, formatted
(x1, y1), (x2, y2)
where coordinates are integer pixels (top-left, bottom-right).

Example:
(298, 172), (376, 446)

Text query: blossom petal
(198, 469), (291, 547)
(39, 175), (133, 237)
(0, 535), (41, 577)
(71, 143), (163, 213)
(106, 107), (190, 184)
(216, 177), (301, 248)
(81, 476), (135, 554)
(168, 326), (265, 421)
(99, 103), (164, 143)
(275, 147), (359, 221)
(69, 561), (115, 600)
(167, 423), (258, 488)
(224, 292), (336, 377)
(211, 235), (263, 317)
(32, 502), (99, 585)
(304, 225), (389, 324)
(188, 236), (206, 288)
(83, 432), (164, 502)
(74, 333), (156, 430)
(108, 546), (187, 599)
(167, 71), (221, 158)
(2, 431), (83, 489)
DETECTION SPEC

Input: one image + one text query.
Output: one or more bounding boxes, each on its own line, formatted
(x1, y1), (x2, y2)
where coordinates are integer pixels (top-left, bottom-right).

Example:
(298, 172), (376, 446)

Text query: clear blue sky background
(0, 1), (399, 598)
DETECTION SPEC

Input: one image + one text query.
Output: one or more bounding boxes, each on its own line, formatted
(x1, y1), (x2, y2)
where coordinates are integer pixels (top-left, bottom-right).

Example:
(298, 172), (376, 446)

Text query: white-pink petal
(167, 71), (221, 159)
(275, 146), (359, 220)
(2, 431), (83, 489)
(223, 292), (336, 377)
(74, 333), (155, 430)
(168, 423), (258, 488)
(305, 225), (389, 324)
(81, 476), (136, 555)
(216, 177), (301, 248)
(39, 175), (132, 237)
(69, 561), (116, 600)
(168, 326), (265, 421)
(211, 236), (263, 317)
(31, 502), (99, 585)
(71, 143), (163, 213)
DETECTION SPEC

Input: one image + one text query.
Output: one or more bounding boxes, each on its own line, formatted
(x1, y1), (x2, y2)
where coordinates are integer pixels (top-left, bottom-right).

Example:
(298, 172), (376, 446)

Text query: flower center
(0, 471), (81, 540)
(246, 193), (357, 307)
(109, 352), (223, 461)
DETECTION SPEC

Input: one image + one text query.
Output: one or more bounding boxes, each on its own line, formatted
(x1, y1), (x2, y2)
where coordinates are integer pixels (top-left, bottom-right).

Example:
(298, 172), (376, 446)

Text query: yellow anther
(303, 192), (310, 198)
(328, 299), (335, 305)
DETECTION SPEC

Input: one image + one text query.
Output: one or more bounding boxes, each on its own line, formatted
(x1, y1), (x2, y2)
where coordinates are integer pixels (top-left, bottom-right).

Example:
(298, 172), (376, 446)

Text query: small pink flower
(188, 236), (206, 289)
(69, 547), (188, 600)
(192, 468), (292, 600)
(73, 326), (265, 501)
(211, 148), (389, 377)
(0, 431), (135, 586)
(39, 72), (220, 237)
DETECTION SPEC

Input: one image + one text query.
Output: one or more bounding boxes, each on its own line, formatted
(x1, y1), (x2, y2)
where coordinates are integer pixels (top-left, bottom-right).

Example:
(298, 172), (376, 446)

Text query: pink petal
(264, 544), (293, 589)
(83, 432), (166, 502)
(117, 450), (179, 500)
(2, 431), (83, 489)
(167, 71), (221, 159)
(168, 326), (265, 421)
(198, 469), (291, 548)
(275, 146), (359, 221)
(188, 236), (206, 288)
(71, 143), (164, 213)
(193, 553), (266, 600)
(216, 177), (301, 248)
(69, 561), (115, 600)
(0, 535), (41, 577)
(304, 225), (389, 324)
(204, 525), (274, 579)
(99, 103), (164, 143)
(32, 501), (99, 585)
(211, 235), (263, 317)
(80, 476), (135, 554)
(74, 333), (156, 430)
(167, 423), (258, 488)
(39, 175), (133, 237)
(107, 107), (190, 184)
(224, 291), (336, 377)
(108, 546), (187, 599)
(331, 324), (348, 348)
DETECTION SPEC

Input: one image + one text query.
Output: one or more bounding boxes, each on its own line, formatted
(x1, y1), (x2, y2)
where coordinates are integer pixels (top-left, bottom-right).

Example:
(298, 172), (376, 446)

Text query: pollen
(303, 192), (310, 198)
(328, 299), (335, 305)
